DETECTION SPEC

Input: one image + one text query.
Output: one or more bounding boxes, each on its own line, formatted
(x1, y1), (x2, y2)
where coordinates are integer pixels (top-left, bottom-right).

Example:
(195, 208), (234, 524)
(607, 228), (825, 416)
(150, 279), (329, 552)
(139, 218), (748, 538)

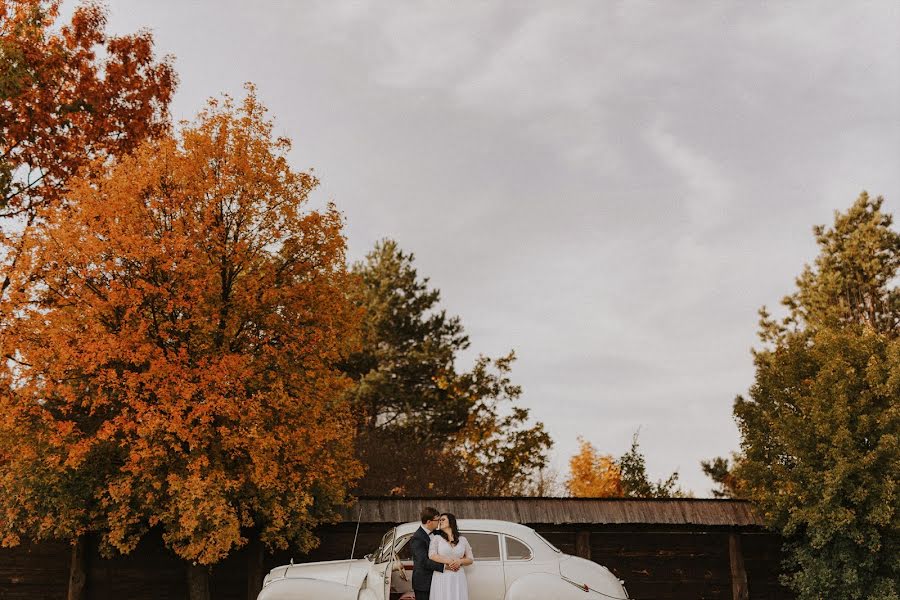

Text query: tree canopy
(344, 239), (552, 496)
(1, 0), (176, 310)
(566, 432), (684, 498)
(566, 437), (622, 497)
(700, 454), (746, 499)
(617, 432), (684, 498)
(0, 0), (175, 212)
(734, 192), (900, 600)
(0, 90), (362, 567)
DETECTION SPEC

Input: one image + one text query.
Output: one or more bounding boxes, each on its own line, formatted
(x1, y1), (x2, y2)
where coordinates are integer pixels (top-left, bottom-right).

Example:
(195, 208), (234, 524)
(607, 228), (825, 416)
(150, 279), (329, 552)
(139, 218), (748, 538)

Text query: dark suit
(410, 526), (444, 600)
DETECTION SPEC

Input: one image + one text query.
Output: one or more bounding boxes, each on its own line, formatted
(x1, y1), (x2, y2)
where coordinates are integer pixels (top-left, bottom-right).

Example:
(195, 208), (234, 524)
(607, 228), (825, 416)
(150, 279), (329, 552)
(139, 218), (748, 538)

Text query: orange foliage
(0, 0), (176, 214)
(0, 89), (362, 564)
(566, 437), (623, 498)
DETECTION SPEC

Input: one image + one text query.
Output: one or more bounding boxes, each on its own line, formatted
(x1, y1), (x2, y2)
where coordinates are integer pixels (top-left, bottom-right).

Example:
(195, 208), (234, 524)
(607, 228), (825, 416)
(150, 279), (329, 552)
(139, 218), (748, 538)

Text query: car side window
(462, 532), (501, 561)
(504, 536), (532, 561)
(395, 535), (413, 560)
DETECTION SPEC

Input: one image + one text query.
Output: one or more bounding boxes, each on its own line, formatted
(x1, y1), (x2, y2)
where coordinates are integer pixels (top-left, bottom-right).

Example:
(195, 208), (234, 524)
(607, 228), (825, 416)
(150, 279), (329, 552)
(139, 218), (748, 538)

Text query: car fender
(256, 576), (359, 600)
(356, 589), (379, 600)
(505, 572), (588, 600)
(558, 555), (628, 599)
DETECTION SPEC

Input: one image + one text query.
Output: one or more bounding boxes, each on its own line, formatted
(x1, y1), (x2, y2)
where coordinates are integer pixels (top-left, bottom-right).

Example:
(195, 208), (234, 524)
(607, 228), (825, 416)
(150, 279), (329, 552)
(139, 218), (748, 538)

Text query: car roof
(395, 519), (537, 539)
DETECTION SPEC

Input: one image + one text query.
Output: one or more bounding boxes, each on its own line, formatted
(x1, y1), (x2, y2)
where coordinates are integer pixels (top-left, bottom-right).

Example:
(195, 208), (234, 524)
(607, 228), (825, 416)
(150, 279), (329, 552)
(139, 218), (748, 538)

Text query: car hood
(559, 555), (629, 599)
(263, 558), (370, 588)
(257, 575), (360, 600)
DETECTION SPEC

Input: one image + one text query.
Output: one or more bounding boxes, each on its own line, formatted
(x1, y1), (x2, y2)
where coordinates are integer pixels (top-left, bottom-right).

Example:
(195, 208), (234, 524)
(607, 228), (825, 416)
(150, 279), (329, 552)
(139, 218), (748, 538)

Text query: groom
(410, 506), (459, 600)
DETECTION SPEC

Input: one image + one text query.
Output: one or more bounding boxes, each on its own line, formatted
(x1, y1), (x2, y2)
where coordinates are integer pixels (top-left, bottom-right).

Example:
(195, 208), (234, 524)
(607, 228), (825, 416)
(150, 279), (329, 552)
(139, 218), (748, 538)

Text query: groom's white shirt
(419, 524), (433, 536)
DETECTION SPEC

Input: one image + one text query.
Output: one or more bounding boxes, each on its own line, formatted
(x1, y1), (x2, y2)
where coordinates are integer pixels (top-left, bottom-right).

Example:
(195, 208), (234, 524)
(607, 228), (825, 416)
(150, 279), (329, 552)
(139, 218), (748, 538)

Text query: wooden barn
(0, 496), (792, 600)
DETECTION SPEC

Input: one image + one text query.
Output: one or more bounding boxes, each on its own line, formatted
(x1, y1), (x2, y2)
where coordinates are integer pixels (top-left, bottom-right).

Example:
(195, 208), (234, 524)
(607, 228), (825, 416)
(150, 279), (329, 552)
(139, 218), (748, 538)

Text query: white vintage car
(257, 519), (629, 600)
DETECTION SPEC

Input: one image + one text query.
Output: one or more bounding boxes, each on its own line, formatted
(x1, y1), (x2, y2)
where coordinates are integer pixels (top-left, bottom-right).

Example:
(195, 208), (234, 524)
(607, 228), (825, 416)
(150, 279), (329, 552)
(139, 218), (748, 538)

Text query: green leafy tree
(344, 239), (552, 496)
(734, 192), (900, 600)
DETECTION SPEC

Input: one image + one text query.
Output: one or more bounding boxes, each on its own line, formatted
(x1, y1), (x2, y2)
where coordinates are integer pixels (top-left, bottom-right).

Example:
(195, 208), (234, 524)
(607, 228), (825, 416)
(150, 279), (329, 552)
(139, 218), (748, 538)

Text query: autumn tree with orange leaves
(566, 437), (623, 497)
(566, 433), (685, 499)
(0, 89), (362, 599)
(0, 0), (175, 302)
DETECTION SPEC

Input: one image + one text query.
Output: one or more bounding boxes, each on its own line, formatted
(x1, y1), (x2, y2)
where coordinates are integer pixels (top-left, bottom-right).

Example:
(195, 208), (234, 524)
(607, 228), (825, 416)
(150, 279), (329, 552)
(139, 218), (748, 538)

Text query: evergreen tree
(344, 240), (469, 441)
(735, 192), (900, 600)
(700, 454), (746, 499)
(618, 431), (684, 498)
(344, 240), (552, 496)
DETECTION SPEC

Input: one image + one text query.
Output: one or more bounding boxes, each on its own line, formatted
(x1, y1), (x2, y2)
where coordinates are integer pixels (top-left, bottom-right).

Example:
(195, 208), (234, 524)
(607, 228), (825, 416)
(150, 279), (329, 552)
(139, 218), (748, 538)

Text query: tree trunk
(187, 564), (210, 600)
(67, 535), (88, 600)
(246, 537), (265, 600)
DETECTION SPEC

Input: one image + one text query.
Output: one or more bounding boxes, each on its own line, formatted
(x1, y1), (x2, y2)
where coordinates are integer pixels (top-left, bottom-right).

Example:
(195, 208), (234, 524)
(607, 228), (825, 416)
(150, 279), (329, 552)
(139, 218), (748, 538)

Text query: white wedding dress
(428, 535), (473, 600)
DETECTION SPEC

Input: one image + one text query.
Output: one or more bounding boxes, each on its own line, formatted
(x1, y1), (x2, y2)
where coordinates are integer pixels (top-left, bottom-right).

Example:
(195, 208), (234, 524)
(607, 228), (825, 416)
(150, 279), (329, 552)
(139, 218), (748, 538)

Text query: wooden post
(67, 535), (87, 600)
(575, 530), (591, 561)
(247, 537), (265, 600)
(187, 563), (210, 600)
(729, 533), (749, 600)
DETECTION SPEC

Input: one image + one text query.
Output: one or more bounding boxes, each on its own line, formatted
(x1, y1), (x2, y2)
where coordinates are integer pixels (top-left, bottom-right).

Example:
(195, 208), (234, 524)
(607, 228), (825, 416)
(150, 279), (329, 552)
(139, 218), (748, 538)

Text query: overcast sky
(95, 1), (900, 495)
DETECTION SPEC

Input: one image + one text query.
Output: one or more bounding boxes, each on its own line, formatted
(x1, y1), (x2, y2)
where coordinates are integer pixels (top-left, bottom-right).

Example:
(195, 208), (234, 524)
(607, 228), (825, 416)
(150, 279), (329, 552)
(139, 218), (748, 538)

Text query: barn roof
(344, 496), (764, 527)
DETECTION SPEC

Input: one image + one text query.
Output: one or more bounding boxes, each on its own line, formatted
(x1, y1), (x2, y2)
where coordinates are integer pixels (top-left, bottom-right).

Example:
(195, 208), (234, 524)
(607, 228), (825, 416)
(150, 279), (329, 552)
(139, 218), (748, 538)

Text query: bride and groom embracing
(409, 506), (475, 600)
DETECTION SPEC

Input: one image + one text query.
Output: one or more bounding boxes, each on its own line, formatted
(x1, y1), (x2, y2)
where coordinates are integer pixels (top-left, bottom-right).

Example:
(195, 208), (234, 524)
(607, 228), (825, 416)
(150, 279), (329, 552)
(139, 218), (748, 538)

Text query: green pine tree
(344, 239), (552, 496)
(618, 430), (685, 498)
(735, 192), (900, 600)
(700, 454), (746, 499)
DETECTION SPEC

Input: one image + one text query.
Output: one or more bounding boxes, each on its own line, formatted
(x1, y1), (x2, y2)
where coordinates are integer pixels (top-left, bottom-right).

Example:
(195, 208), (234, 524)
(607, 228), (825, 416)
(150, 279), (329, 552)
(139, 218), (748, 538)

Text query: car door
(460, 531), (506, 600)
(500, 534), (558, 594)
(391, 534), (415, 592)
(364, 528), (395, 600)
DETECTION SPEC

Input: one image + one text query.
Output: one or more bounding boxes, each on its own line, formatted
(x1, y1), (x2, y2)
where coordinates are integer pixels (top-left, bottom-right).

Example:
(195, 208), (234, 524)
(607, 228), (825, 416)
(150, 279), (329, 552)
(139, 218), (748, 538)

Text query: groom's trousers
(414, 592), (430, 600)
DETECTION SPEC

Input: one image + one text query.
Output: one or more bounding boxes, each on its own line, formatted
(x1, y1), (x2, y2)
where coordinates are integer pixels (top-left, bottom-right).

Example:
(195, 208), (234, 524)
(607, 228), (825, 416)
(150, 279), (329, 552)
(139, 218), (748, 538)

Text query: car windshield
(534, 532), (561, 553)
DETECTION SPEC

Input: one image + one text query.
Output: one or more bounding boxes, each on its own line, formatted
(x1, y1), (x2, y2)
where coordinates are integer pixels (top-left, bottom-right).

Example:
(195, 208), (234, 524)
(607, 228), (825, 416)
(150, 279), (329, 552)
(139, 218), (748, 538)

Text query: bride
(428, 513), (474, 600)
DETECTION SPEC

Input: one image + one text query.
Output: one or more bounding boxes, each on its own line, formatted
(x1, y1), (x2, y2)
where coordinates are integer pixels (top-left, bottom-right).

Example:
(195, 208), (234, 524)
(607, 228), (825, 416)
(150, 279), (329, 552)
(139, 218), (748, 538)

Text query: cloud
(96, 0), (900, 495)
(645, 121), (734, 232)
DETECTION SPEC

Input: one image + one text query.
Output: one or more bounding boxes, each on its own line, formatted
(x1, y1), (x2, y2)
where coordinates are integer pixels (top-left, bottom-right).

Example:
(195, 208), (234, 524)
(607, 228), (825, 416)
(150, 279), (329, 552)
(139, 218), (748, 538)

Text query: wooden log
(67, 535), (87, 600)
(575, 530), (591, 560)
(729, 533), (749, 600)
